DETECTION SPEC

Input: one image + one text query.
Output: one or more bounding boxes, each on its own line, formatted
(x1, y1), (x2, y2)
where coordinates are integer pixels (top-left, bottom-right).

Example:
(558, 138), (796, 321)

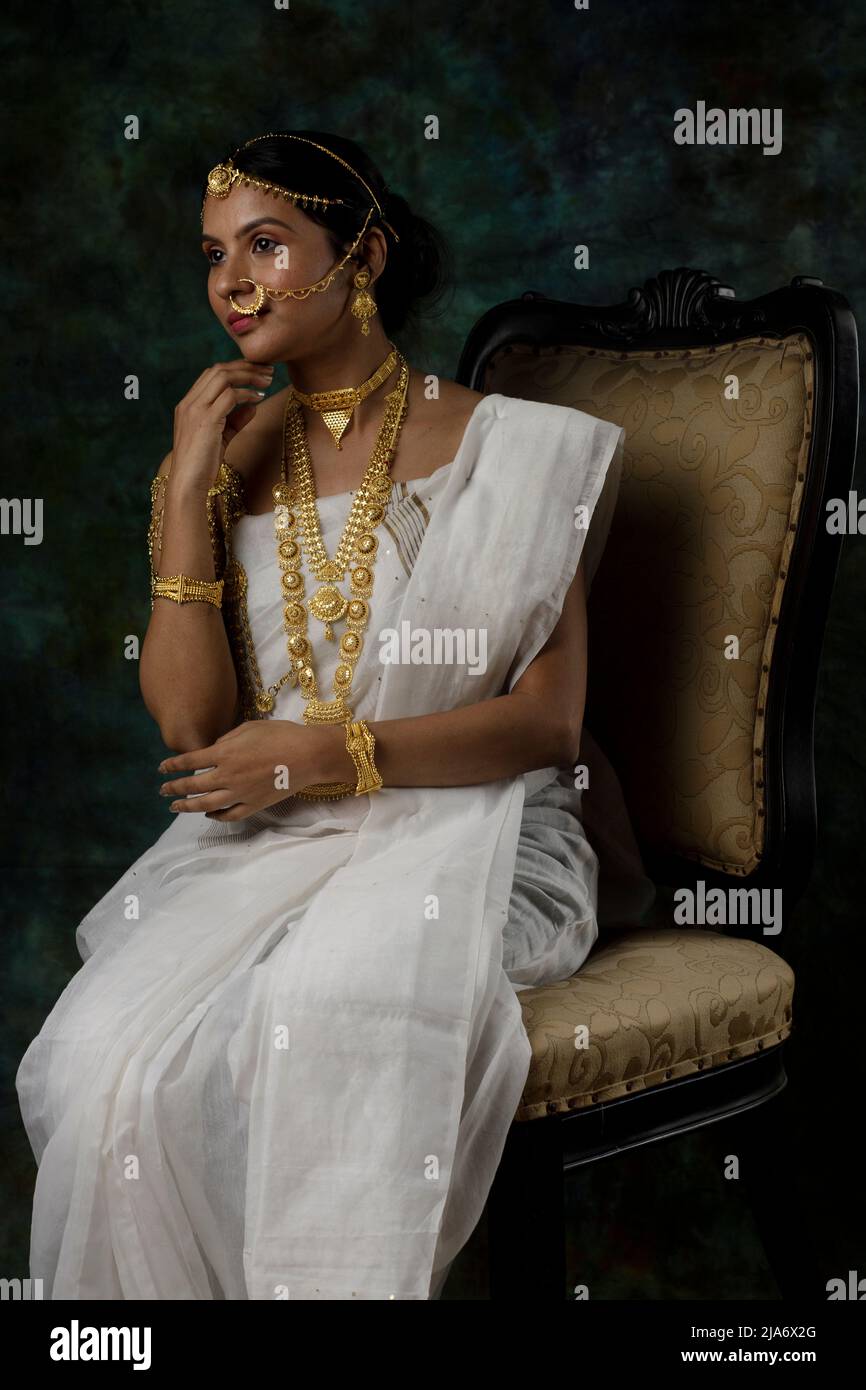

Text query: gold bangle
(152, 574), (224, 608)
(292, 719), (383, 801)
(345, 719), (383, 795)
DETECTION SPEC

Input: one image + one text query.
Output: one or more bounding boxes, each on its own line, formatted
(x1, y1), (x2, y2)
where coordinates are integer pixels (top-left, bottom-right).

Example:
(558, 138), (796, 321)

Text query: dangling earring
(350, 267), (378, 335)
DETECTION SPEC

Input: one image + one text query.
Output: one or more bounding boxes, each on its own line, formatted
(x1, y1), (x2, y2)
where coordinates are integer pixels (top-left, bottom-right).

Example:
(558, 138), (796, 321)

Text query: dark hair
(205, 129), (453, 339)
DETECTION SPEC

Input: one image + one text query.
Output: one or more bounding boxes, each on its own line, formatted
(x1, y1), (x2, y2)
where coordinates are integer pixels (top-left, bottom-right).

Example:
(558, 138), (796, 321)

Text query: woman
(16, 129), (650, 1300)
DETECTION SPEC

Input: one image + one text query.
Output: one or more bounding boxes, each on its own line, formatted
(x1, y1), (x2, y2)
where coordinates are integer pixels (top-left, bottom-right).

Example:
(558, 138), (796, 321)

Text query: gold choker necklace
(291, 345), (399, 449)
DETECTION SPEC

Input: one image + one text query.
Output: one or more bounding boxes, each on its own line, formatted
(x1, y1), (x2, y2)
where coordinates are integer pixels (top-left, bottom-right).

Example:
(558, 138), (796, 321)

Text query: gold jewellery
(147, 463), (226, 611)
(290, 343), (398, 449)
(345, 721), (383, 795)
(211, 132), (399, 324)
(152, 573), (224, 607)
(349, 267), (378, 336)
(225, 216), (377, 314)
(217, 350), (409, 797)
(148, 433), (389, 800)
(228, 264), (380, 378)
(145, 133), (408, 796)
(220, 349), (409, 710)
(228, 279), (267, 316)
(165, 346), (411, 798)
(203, 132), (401, 241)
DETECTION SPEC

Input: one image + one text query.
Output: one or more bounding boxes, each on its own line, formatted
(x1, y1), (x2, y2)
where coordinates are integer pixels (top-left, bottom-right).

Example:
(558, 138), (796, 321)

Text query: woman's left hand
(157, 720), (330, 820)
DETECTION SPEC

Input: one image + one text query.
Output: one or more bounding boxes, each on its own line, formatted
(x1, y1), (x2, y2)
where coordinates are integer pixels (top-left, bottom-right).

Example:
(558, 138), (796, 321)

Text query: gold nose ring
(229, 278), (266, 316)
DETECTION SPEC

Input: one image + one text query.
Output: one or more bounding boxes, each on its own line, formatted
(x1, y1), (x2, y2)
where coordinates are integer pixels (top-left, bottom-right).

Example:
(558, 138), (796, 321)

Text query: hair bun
(373, 190), (452, 334)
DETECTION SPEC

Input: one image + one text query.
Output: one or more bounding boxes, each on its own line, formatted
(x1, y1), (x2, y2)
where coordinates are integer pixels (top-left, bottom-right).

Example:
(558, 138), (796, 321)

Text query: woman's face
(201, 182), (373, 360)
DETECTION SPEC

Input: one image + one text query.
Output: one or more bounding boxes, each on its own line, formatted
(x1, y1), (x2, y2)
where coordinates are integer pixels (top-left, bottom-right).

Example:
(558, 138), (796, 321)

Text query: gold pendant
(321, 408), (352, 449)
(309, 583), (348, 638)
(255, 690), (275, 713)
(302, 697), (353, 725)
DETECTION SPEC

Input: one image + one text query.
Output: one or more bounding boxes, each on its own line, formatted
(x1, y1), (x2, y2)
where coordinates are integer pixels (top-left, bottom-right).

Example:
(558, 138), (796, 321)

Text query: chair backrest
(456, 268), (858, 921)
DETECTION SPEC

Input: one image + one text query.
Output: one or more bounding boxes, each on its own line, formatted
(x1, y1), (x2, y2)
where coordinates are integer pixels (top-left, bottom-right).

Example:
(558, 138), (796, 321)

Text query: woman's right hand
(169, 357), (275, 492)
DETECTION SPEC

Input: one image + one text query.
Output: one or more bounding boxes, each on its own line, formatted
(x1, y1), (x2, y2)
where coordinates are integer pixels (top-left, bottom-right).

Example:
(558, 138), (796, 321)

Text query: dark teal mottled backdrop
(2, 0), (864, 1297)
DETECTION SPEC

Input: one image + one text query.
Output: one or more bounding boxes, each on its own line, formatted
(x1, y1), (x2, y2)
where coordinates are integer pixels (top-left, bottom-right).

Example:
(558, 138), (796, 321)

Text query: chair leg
(720, 1089), (825, 1300)
(487, 1117), (566, 1300)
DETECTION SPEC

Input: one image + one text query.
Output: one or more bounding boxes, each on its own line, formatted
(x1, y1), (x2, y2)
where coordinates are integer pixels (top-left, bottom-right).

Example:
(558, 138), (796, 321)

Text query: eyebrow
(201, 216), (296, 244)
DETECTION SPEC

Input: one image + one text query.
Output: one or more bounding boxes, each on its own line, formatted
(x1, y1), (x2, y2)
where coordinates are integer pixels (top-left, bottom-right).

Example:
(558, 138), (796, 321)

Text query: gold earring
(350, 267), (378, 335)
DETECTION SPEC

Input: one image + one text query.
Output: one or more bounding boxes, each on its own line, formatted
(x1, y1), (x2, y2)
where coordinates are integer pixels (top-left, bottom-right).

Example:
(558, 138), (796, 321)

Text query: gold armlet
(207, 462), (246, 580)
(206, 475), (227, 580)
(147, 473), (169, 592)
(152, 575), (224, 608)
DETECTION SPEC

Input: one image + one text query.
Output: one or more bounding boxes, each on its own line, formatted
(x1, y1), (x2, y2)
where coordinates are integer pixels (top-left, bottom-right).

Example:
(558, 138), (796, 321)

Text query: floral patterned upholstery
(482, 334), (808, 1117)
(485, 335), (813, 875)
(513, 927), (793, 1121)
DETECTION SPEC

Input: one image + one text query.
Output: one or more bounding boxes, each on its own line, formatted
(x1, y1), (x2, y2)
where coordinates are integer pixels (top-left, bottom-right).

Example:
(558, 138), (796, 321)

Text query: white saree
(16, 392), (628, 1300)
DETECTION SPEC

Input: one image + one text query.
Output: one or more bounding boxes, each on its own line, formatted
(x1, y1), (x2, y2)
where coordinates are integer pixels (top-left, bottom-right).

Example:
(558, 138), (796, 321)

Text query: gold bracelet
(345, 719), (383, 795)
(152, 574), (224, 608)
(292, 718), (383, 801)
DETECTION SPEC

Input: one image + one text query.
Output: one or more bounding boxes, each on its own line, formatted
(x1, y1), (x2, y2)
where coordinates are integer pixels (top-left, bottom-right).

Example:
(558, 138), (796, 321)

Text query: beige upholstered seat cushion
(515, 928), (793, 1121)
(485, 335), (814, 875)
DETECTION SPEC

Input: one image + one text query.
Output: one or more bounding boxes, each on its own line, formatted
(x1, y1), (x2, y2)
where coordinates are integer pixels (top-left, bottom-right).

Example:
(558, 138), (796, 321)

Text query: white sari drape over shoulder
(16, 393), (624, 1300)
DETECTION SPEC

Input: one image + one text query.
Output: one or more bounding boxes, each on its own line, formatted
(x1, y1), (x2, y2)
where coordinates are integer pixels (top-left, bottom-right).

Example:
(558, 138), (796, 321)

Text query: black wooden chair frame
(453, 267), (859, 1300)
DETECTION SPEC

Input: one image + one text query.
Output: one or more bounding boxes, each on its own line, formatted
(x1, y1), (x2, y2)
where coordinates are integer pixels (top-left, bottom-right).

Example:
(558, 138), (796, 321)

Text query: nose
(211, 257), (255, 307)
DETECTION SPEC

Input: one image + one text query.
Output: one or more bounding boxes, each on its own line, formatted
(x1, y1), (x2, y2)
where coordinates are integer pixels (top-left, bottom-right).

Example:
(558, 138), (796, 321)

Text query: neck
(285, 329), (396, 398)
(284, 329), (400, 439)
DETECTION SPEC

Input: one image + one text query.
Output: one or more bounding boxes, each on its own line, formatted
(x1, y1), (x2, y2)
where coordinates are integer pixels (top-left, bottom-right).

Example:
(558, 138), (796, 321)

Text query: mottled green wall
(3, 0), (864, 1296)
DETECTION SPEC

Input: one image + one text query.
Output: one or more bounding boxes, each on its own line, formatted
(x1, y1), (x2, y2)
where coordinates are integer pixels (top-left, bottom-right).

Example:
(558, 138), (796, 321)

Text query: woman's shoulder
(408, 375), (485, 430)
(393, 375), (488, 471)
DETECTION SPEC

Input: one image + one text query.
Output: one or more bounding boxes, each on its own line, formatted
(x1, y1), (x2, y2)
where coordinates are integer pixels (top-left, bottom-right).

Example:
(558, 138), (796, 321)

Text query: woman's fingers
(196, 360), (275, 409)
(159, 770), (225, 798)
(211, 384), (270, 422)
(158, 751), (220, 775)
(166, 790), (237, 813)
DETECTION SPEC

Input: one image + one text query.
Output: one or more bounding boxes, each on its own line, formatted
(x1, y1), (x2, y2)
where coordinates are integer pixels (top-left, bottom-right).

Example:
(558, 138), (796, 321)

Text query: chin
(230, 316), (278, 349)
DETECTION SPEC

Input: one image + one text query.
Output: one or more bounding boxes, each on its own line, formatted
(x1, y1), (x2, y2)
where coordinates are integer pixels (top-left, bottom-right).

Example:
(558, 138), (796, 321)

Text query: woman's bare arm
(139, 356), (275, 749)
(139, 451), (239, 749)
(315, 558), (589, 787)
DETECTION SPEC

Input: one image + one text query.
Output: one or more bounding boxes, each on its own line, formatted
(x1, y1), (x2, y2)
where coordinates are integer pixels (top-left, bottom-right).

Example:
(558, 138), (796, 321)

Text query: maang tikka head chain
(202, 132), (401, 314)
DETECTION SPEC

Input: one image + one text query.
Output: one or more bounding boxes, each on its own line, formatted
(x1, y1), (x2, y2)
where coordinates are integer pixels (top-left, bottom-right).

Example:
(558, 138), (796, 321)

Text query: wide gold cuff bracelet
(345, 719), (383, 795)
(293, 718), (383, 801)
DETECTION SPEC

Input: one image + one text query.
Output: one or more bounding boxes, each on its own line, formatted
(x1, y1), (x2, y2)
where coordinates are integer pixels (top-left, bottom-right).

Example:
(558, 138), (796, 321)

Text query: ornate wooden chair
(454, 268), (858, 1300)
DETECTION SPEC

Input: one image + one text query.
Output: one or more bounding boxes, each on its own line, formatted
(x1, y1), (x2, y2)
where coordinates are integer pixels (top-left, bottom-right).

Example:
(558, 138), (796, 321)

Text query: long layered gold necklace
(219, 350), (411, 743)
